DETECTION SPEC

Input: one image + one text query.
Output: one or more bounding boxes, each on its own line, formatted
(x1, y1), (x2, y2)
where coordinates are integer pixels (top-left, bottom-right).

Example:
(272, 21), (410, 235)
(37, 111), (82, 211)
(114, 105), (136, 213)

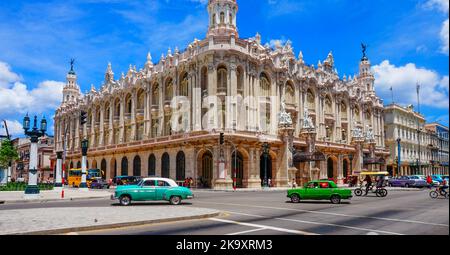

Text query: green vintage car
(287, 180), (352, 204)
(112, 177), (194, 206)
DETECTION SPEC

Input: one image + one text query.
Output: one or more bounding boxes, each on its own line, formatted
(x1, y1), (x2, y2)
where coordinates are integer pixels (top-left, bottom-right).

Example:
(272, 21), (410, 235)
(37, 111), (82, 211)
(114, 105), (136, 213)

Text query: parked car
(112, 177), (194, 206)
(90, 178), (109, 189)
(111, 176), (142, 186)
(406, 176), (428, 187)
(414, 175), (439, 186)
(287, 180), (352, 204)
(388, 176), (416, 188)
(432, 175), (444, 184)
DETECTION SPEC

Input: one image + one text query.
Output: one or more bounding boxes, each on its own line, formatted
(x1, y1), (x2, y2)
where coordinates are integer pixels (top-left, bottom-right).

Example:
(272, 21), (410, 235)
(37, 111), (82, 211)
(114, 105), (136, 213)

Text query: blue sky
(0, 0), (448, 137)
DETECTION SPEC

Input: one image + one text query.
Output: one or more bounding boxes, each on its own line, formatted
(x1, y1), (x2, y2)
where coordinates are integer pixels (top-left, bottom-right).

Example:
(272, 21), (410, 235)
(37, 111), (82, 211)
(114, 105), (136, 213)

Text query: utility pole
(416, 83), (422, 175)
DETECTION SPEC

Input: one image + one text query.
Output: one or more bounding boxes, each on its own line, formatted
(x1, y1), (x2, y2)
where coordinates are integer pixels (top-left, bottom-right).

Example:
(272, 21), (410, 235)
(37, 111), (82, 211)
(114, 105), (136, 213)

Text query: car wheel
(169, 196), (182, 205)
(290, 194), (300, 203)
(354, 189), (363, 197)
(330, 195), (341, 204)
(119, 195), (131, 206)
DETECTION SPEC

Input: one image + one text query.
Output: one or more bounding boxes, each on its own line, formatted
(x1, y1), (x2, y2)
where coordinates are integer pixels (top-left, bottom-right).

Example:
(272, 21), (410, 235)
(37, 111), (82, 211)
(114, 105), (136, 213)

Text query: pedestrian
(292, 178), (297, 188)
(268, 178), (272, 187)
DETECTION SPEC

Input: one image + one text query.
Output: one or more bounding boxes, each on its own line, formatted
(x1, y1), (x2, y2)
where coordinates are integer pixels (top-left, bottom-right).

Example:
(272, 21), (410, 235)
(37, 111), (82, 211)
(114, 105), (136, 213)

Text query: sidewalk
(192, 186), (422, 192)
(0, 188), (112, 204)
(0, 206), (221, 235)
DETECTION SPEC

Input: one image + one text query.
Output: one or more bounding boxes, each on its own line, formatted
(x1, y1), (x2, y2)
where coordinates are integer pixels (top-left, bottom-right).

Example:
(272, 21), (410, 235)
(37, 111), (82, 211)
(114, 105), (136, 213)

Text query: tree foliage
(0, 139), (18, 169)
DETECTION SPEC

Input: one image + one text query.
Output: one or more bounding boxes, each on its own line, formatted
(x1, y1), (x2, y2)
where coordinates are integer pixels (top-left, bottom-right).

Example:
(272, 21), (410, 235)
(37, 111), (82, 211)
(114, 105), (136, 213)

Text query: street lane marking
(209, 218), (318, 235)
(196, 201), (449, 227)
(226, 211), (404, 235)
(226, 228), (266, 235)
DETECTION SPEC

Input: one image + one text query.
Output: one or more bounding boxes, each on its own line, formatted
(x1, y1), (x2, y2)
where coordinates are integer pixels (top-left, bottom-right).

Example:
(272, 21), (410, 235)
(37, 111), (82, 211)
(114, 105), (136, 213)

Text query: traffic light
(220, 133), (224, 145)
(80, 111), (88, 125)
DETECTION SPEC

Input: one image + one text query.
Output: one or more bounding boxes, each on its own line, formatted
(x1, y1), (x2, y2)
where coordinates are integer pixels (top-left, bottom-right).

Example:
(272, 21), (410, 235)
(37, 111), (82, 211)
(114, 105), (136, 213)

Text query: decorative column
(351, 124), (365, 175)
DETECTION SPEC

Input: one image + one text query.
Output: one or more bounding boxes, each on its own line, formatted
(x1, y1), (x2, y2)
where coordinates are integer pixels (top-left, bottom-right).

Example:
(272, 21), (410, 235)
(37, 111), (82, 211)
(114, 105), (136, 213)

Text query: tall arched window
(212, 14), (216, 26)
(180, 73), (189, 97)
(220, 12), (225, 24)
(121, 157), (128, 176)
(217, 66), (227, 94)
(161, 153), (170, 178)
(148, 154), (156, 176)
(201, 67), (208, 97)
(133, 156), (141, 177)
(125, 94), (132, 114)
(152, 83), (159, 106)
(307, 89), (315, 110)
(101, 159), (107, 179)
(341, 101), (347, 119)
(114, 98), (120, 118)
(325, 96), (332, 114)
(237, 67), (244, 96)
(165, 78), (173, 101)
(260, 73), (271, 97)
(176, 151), (186, 181)
(285, 82), (295, 105)
(137, 89), (145, 110)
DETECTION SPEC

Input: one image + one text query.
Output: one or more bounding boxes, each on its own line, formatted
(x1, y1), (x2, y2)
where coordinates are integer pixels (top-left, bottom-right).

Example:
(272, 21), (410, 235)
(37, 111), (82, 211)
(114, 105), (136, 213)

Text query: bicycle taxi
(353, 171), (389, 197)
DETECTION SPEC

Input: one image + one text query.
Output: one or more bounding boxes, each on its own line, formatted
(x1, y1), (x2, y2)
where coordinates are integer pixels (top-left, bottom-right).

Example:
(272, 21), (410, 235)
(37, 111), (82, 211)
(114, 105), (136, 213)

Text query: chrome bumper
(187, 195), (194, 199)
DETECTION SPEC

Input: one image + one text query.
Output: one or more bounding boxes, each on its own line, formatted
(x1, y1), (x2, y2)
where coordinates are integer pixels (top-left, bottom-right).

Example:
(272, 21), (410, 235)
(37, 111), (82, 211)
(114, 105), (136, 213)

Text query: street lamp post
(22, 114), (47, 198)
(54, 151), (63, 190)
(262, 142), (270, 188)
(348, 154), (353, 176)
(397, 138), (402, 176)
(80, 139), (89, 190)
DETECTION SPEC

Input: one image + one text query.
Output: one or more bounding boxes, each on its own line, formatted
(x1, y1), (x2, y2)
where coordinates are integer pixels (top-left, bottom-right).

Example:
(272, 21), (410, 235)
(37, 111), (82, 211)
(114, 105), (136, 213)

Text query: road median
(0, 206), (221, 235)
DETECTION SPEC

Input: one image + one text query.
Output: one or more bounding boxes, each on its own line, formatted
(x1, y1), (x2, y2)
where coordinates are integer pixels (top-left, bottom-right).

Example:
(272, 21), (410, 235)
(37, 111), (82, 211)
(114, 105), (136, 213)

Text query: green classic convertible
(287, 180), (352, 204)
(112, 177), (194, 206)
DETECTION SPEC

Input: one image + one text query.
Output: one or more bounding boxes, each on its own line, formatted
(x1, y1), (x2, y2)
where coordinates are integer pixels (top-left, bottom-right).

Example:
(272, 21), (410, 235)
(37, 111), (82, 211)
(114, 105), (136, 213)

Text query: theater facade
(54, 0), (388, 188)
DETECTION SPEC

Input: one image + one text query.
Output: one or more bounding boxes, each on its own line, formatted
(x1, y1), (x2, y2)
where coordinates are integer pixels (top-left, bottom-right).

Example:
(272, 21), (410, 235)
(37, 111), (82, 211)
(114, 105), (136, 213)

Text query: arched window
(237, 67), (244, 96)
(325, 96), (332, 114)
(217, 66), (227, 94)
(133, 156), (141, 177)
(354, 106), (361, 122)
(137, 89), (145, 110)
(114, 98), (120, 118)
(341, 101), (347, 119)
(220, 12), (225, 24)
(70, 162), (74, 169)
(176, 151), (186, 181)
(101, 159), (107, 179)
(152, 83), (159, 106)
(212, 14), (216, 26)
(201, 67), (208, 97)
(180, 73), (189, 97)
(260, 73), (271, 97)
(148, 154), (156, 176)
(165, 78), (173, 101)
(307, 89), (315, 110)
(121, 157), (128, 176)
(229, 13), (233, 25)
(161, 153), (170, 178)
(285, 82), (295, 105)
(125, 94), (132, 114)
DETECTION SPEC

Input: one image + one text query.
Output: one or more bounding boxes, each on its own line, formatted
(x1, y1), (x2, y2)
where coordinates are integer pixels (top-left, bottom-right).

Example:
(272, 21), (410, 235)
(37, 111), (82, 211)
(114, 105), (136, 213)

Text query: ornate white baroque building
(54, 0), (388, 188)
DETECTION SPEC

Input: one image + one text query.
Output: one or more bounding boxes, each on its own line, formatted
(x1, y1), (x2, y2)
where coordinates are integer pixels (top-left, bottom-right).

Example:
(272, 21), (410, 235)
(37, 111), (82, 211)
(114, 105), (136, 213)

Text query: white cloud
(1, 120), (24, 136)
(440, 19), (449, 54)
(425, 0), (449, 55)
(0, 62), (21, 88)
(372, 60), (449, 109)
(0, 61), (64, 118)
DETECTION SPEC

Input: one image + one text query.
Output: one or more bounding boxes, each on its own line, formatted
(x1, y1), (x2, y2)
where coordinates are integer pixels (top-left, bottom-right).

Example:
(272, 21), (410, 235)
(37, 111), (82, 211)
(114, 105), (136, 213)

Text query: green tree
(0, 139), (18, 169)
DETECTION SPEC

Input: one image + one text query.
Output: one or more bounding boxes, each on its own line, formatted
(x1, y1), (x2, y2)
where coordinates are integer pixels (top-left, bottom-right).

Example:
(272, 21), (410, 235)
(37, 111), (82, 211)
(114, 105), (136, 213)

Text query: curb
(10, 211), (222, 235)
(0, 196), (111, 205)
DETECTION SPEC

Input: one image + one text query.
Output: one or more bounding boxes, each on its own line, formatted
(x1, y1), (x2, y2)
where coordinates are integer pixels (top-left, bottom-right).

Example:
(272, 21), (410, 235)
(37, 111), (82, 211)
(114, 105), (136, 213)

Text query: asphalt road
(1, 189), (448, 235)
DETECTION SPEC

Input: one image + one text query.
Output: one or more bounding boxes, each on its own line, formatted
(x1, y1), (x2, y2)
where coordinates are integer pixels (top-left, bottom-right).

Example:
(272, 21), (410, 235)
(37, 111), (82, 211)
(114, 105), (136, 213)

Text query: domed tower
(207, 0), (239, 38)
(62, 59), (81, 105)
(358, 43), (375, 92)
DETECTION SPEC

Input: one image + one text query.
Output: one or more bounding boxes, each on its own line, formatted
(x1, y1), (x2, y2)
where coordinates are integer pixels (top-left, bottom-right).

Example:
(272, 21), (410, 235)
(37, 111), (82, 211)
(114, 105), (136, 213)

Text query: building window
(260, 73), (270, 97)
(217, 66), (227, 94)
